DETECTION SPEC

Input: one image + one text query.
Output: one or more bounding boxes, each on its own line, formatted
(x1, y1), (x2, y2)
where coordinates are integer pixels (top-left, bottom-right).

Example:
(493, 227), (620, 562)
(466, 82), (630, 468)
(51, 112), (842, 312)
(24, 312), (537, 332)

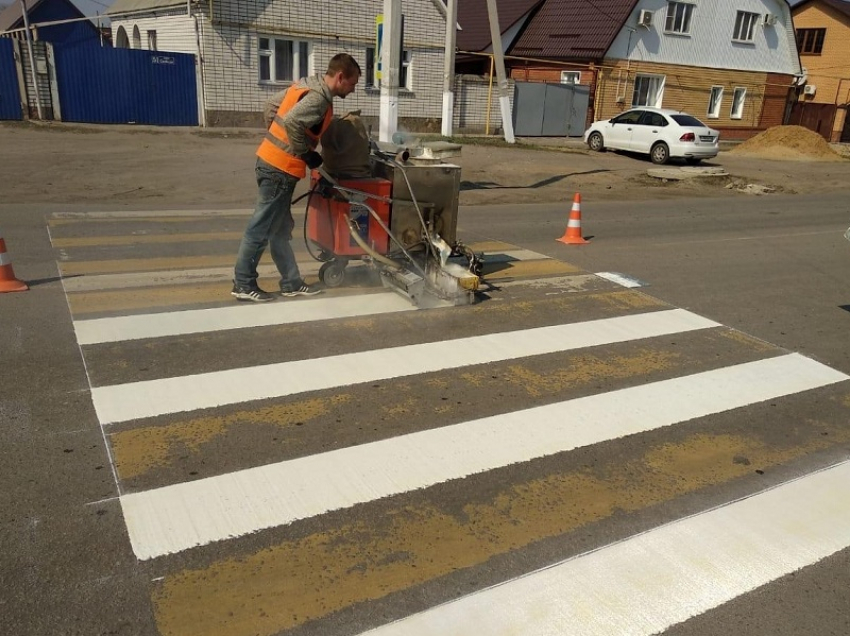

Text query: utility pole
(441, 0), (457, 138)
(379, 0), (401, 142)
(19, 0), (43, 120)
(485, 0), (515, 143)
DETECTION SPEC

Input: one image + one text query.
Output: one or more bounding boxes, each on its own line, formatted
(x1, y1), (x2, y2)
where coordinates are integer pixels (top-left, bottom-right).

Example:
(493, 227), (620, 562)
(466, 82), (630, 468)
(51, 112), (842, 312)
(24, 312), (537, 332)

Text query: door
(0, 39), (23, 120)
(631, 111), (667, 153)
(606, 110), (644, 150)
(513, 81), (591, 137)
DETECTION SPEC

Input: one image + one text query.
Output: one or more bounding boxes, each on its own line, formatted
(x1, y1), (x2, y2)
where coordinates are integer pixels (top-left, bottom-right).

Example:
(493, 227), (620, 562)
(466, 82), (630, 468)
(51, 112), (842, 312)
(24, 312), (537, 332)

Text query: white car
(584, 107), (720, 165)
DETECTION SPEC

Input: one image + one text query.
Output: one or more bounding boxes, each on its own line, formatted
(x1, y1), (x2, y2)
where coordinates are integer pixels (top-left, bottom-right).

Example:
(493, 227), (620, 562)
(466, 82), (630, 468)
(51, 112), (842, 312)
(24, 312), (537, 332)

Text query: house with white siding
(459, 0), (803, 139)
(107, 0), (449, 129)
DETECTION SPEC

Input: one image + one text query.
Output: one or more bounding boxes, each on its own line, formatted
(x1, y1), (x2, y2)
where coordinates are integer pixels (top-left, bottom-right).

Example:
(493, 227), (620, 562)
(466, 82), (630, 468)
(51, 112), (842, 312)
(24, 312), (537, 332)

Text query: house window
(365, 47), (412, 90)
(147, 30), (157, 51)
(796, 28), (826, 54)
(632, 74), (665, 107)
(733, 11), (759, 42)
(259, 37), (310, 83)
(132, 25), (141, 49)
(707, 86), (723, 118)
(664, 1), (694, 35)
(560, 71), (581, 84)
(115, 26), (129, 49)
(730, 87), (746, 119)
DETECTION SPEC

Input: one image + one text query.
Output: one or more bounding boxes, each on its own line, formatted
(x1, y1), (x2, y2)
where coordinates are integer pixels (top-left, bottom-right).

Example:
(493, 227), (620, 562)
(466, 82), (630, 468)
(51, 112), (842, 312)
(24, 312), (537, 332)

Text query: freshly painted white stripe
(93, 308), (718, 424)
(362, 460), (850, 636)
(119, 353), (847, 559)
(595, 271), (648, 288)
(64, 252), (547, 293)
(51, 209), (253, 219)
(0, 252), (11, 266)
(498, 274), (608, 290)
(482, 249), (550, 263)
(75, 292), (416, 344)
(63, 264), (302, 292)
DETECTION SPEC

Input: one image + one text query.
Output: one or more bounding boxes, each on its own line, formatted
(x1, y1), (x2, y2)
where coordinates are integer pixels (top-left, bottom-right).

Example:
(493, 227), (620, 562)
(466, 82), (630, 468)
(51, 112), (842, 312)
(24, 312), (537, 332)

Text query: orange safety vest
(256, 84), (333, 178)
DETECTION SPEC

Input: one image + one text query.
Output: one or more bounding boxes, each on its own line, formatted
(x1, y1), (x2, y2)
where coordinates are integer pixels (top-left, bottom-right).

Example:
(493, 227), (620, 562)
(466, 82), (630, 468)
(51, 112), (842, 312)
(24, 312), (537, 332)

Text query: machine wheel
(650, 142), (670, 165)
(319, 261), (346, 288)
(587, 131), (605, 152)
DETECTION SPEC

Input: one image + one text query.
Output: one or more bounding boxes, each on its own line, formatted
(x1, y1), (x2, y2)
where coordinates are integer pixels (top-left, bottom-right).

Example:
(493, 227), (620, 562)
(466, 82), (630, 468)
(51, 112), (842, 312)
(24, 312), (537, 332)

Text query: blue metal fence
(0, 39), (23, 121)
(53, 46), (198, 126)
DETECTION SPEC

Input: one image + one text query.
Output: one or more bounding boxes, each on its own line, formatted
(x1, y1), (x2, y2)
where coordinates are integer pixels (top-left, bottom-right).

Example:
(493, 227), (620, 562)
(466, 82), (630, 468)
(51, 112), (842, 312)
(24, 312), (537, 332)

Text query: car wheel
(650, 142), (670, 165)
(685, 157), (702, 165)
(587, 131), (605, 152)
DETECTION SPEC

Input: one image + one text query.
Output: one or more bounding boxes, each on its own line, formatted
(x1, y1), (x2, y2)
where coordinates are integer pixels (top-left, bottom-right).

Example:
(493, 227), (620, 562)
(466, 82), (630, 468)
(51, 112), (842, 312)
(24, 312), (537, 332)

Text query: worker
(232, 53), (361, 302)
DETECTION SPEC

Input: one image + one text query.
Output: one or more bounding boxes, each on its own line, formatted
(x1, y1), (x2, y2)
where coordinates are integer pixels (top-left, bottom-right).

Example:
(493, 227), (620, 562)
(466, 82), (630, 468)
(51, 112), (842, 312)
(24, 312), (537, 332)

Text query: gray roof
(106, 0), (187, 16)
(0, 0), (40, 31)
(0, 0), (88, 32)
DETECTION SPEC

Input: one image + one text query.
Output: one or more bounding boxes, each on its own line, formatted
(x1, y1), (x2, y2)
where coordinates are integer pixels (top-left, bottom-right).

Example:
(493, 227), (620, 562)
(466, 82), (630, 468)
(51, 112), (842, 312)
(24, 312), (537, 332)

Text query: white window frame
(707, 86), (723, 118)
(258, 36), (311, 84)
(560, 71), (581, 84)
(730, 87), (746, 119)
(147, 30), (157, 51)
(632, 74), (665, 107)
(664, 1), (695, 35)
(733, 11), (759, 42)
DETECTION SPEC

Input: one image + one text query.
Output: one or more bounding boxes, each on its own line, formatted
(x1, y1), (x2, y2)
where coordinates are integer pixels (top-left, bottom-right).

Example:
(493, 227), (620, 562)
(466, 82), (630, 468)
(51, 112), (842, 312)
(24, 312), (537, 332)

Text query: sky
(71, 0), (114, 20)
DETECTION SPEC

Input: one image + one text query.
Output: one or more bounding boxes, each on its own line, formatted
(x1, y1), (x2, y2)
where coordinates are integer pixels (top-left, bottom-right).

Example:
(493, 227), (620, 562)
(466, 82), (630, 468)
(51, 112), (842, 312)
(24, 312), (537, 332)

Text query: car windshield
(671, 114), (707, 127)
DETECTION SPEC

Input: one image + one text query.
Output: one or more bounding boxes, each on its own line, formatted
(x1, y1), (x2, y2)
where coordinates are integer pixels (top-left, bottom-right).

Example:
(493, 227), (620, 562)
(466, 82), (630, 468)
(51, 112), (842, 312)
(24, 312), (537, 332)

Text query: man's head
(325, 53), (361, 98)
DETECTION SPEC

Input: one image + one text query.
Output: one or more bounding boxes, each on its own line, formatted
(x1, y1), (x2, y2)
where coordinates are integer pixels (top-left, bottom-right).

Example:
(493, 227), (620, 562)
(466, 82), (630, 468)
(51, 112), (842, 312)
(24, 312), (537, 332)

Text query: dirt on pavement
(2, 121), (849, 208)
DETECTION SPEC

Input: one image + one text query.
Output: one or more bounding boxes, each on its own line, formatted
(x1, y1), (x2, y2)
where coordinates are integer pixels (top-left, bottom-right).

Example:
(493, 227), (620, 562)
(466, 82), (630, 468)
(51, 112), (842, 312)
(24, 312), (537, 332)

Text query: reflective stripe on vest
(256, 84), (333, 178)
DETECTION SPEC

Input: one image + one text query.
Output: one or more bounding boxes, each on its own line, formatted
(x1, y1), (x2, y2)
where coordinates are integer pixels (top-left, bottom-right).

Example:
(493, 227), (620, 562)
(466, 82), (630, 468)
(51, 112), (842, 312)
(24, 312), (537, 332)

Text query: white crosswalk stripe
(91, 308), (718, 424)
(363, 459), (850, 636)
(53, 209), (850, 636)
(120, 353), (846, 560)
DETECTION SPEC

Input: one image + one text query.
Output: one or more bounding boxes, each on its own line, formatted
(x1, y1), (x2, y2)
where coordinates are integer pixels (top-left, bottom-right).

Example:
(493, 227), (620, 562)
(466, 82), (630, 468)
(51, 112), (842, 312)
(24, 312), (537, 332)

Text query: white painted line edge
(595, 271), (648, 288)
(119, 353), (848, 560)
(74, 292), (415, 344)
(361, 459), (850, 636)
(92, 308), (719, 424)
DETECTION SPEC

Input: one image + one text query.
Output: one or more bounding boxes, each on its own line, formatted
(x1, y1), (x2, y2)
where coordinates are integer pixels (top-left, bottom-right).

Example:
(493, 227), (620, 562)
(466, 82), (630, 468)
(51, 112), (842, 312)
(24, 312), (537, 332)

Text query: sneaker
(280, 283), (323, 297)
(231, 282), (275, 302)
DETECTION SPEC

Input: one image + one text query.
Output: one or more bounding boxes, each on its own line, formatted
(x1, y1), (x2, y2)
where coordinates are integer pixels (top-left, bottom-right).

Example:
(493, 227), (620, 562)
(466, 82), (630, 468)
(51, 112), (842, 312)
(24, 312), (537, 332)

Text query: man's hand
(300, 151), (323, 169)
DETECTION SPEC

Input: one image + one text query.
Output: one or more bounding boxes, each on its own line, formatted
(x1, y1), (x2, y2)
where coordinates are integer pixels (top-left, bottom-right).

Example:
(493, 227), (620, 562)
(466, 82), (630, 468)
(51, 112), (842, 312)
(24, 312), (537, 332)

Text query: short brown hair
(327, 53), (361, 79)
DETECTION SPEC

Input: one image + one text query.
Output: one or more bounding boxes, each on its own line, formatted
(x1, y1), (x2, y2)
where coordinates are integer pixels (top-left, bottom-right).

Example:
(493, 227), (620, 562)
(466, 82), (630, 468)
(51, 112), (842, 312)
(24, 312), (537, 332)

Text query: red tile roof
(511, 0), (639, 60)
(457, 0), (544, 52)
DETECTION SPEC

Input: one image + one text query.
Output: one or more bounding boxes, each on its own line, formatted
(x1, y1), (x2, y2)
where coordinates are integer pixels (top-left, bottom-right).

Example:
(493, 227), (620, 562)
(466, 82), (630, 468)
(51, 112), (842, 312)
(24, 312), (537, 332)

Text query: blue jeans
(234, 159), (304, 292)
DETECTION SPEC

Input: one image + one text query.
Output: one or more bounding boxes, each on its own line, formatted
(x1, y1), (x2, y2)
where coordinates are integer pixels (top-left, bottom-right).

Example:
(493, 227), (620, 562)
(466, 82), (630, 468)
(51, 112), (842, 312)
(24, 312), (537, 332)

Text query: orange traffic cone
(0, 230), (28, 293)
(557, 193), (589, 245)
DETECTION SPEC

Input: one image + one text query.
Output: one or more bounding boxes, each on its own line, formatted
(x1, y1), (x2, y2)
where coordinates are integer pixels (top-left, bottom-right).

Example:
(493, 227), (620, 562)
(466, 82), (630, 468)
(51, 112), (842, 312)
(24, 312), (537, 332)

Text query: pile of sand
(728, 125), (844, 161)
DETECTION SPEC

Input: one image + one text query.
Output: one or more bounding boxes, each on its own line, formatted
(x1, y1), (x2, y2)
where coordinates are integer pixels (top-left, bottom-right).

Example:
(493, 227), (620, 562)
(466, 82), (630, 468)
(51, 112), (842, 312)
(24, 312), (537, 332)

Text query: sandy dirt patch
(2, 121), (849, 207)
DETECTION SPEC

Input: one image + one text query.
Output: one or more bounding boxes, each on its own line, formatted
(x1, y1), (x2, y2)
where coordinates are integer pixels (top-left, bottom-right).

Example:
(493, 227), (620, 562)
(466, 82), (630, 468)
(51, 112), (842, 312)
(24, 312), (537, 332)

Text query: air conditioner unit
(638, 9), (653, 27)
(803, 84), (817, 95)
(763, 13), (778, 26)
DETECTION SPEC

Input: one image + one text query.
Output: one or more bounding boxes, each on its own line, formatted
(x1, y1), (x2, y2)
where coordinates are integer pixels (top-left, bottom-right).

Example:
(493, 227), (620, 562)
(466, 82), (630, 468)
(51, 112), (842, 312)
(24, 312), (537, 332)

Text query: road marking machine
(300, 131), (483, 308)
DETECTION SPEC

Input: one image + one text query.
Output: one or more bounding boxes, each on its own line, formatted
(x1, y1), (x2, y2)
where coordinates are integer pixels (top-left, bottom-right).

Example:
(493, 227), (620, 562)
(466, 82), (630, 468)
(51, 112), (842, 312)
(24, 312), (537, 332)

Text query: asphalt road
(1, 187), (850, 636)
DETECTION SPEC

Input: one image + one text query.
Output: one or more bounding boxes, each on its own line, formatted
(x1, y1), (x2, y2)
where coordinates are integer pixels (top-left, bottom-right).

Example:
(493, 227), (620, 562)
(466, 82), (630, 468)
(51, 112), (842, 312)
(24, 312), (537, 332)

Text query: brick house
(457, 0), (803, 139)
(790, 0), (850, 142)
(106, 0), (449, 130)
